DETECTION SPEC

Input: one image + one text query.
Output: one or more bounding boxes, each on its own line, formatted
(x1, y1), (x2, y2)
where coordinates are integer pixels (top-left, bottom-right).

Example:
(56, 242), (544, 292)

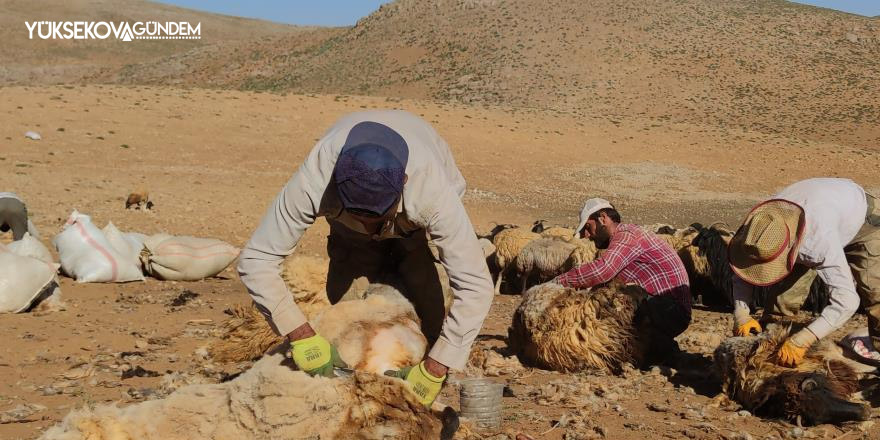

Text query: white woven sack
(0, 251), (57, 313)
(7, 232), (54, 265)
(103, 222), (146, 271)
(52, 211), (144, 283)
(141, 234), (239, 281)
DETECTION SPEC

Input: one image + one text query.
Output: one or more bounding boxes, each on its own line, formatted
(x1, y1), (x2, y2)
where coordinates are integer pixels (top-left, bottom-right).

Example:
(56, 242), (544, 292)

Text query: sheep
(508, 281), (649, 373)
(531, 219), (574, 238)
(515, 238), (578, 290)
(676, 223), (735, 306)
(39, 352), (457, 440)
(513, 236), (598, 293)
(211, 282), (426, 369)
(125, 190), (152, 210)
(492, 227), (541, 294)
(41, 279), (459, 440)
(641, 223), (678, 236)
(714, 325), (870, 425)
(280, 254), (333, 319)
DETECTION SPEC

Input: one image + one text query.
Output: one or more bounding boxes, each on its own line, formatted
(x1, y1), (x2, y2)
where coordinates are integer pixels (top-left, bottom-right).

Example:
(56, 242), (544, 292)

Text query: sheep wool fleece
(238, 110), (494, 370)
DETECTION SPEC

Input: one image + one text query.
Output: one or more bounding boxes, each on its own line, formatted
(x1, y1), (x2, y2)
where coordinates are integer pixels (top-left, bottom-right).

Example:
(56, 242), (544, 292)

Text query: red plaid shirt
(556, 224), (691, 314)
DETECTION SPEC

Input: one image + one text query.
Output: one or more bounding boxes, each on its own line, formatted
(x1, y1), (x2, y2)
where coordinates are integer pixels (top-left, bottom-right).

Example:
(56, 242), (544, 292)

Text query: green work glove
(290, 334), (347, 377)
(386, 361), (447, 406)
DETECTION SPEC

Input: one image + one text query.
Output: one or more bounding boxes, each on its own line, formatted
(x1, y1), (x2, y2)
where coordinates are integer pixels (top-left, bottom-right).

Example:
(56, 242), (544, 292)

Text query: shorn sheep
(41, 285), (457, 440)
(212, 281), (426, 370)
(514, 237), (598, 293)
(212, 252), (454, 363)
(714, 325), (871, 425)
(508, 281), (649, 373)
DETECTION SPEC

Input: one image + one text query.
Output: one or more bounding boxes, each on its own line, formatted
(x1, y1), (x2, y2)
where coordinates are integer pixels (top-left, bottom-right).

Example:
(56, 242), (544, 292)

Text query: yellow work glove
(736, 319), (762, 337)
(385, 361), (447, 406)
(290, 334), (347, 377)
(777, 328), (818, 367)
(733, 307), (761, 337)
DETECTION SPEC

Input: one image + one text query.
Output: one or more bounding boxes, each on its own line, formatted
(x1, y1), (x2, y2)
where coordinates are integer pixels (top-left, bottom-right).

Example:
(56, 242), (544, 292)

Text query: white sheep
(514, 236), (598, 293)
(211, 281), (425, 369)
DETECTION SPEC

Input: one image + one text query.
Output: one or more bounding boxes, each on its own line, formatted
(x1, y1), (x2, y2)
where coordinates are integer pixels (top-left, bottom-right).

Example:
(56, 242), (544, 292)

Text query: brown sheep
(125, 190), (152, 210)
(714, 325), (870, 425)
(508, 282), (649, 374)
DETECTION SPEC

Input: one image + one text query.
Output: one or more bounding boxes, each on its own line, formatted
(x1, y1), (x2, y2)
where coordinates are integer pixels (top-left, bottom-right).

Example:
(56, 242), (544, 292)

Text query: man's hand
(735, 318), (762, 337)
(288, 323), (347, 377)
(385, 358), (447, 406)
(733, 307), (761, 337)
(777, 328), (818, 367)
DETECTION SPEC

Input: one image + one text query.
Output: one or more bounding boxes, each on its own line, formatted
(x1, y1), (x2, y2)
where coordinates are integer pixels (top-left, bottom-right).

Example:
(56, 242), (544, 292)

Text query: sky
(154, 0), (879, 26)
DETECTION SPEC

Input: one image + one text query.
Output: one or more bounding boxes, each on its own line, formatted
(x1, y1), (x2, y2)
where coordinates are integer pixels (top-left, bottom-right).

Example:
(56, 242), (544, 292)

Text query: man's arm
(555, 229), (640, 289)
(732, 275), (754, 314)
(806, 246), (861, 340)
(424, 188), (494, 371)
(237, 143), (336, 339)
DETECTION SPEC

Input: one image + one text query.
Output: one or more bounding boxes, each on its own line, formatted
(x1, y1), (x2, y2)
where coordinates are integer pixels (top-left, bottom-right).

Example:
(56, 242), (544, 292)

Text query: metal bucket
(459, 378), (504, 429)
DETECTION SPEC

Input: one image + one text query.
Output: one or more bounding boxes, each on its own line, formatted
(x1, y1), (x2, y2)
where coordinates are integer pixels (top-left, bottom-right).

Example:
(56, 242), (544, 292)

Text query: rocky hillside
(6, 0), (880, 148)
(0, 0), (301, 85)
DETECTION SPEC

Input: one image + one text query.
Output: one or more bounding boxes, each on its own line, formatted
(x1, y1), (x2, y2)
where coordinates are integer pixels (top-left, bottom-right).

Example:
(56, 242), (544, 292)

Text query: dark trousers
(325, 220), (448, 345)
(635, 295), (691, 365)
(0, 198), (28, 241)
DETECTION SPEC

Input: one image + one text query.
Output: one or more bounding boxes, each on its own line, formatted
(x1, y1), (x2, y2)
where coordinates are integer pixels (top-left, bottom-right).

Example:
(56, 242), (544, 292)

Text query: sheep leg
(520, 271), (529, 295)
(430, 401), (460, 440)
(495, 271), (503, 295)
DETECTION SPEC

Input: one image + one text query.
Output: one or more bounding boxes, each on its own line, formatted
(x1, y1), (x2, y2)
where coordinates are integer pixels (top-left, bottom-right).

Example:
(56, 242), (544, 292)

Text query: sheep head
(714, 326), (868, 425)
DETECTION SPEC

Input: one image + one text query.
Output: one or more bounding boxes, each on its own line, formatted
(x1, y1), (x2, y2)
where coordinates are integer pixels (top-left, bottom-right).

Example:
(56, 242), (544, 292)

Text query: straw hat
(728, 199), (805, 286)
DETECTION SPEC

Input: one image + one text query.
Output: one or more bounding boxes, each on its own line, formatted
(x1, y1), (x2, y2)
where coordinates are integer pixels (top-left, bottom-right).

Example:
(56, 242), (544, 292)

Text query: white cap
(574, 198), (614, 237)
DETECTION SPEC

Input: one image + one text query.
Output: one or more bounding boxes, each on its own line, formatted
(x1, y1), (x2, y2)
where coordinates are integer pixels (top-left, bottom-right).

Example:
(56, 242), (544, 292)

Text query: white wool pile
(39, 353), (445, 440)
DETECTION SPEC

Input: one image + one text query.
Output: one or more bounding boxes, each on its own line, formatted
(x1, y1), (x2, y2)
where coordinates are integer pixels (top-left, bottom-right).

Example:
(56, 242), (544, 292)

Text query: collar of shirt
(333, 198), (409, 240)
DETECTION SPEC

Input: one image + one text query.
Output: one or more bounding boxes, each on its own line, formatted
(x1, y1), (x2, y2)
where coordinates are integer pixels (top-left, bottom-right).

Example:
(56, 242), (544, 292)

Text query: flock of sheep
(38, 218), (875, 439)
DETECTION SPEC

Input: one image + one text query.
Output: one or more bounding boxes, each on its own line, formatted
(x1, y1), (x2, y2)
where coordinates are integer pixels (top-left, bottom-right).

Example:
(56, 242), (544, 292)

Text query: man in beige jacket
(238, 110), (494, 405)
(729, 178), (880, 367)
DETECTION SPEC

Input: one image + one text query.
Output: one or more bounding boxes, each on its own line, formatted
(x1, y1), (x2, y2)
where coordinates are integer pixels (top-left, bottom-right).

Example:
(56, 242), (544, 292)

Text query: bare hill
(107, 0), (880, 148)
(0, 0), (302, 85)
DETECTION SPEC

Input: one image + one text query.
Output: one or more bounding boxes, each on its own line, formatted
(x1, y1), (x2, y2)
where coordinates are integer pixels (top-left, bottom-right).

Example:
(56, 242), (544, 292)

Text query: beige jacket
(238, 110), (494, 370)
(733, 178), (867, 339)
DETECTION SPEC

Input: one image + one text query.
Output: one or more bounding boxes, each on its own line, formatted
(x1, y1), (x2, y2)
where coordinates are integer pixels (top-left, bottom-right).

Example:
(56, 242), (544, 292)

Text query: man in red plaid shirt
(554, 198), (691, 364)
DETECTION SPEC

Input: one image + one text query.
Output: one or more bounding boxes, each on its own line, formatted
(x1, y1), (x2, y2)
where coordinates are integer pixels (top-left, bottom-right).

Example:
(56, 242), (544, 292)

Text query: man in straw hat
(238, 110), (494, 406)
(729, 177), (880, 367)
(554, 198), (691, 363)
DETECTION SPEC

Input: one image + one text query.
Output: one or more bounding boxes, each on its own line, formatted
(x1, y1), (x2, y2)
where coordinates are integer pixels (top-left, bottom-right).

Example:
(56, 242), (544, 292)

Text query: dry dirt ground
(2, 85), (880, 439)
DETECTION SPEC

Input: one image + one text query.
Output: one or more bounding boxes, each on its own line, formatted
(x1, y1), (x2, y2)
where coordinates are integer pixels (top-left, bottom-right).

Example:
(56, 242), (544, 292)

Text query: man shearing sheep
(553, 198), (692, 363)
(238, 110), (494, 406)
(729, 178), (880, 367)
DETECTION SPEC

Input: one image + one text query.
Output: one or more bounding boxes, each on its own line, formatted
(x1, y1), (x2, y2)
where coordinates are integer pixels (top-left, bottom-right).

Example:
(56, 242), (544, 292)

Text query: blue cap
(333, 121), (409, 216)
